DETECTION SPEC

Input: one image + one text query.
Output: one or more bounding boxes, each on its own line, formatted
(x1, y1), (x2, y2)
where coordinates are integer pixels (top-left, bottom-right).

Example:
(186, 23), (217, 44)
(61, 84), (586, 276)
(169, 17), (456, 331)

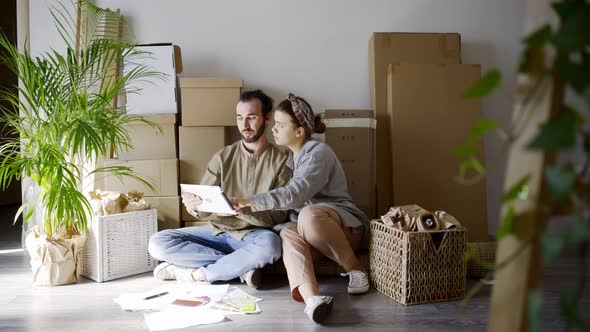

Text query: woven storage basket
(369, 219), (466, 305)
(466, 242), (496, 279)
(80, 209), (157, 282)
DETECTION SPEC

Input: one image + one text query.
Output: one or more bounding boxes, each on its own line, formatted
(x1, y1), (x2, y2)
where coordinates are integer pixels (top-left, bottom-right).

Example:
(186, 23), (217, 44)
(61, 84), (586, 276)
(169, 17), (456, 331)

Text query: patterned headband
(287, 93), (314, 135)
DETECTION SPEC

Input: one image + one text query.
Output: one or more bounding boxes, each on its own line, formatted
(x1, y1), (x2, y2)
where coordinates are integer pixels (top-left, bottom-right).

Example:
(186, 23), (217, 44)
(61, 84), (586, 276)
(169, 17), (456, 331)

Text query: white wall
(28, 0), (528, 235)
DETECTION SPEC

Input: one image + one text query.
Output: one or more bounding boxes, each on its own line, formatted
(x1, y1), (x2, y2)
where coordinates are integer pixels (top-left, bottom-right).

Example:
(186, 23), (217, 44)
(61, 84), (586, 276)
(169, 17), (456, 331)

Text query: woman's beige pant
(280, 205), (363, 302)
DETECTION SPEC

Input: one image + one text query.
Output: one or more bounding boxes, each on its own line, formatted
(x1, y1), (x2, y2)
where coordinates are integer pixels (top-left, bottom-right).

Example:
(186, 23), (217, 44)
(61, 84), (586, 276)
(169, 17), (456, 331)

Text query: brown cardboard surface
(144, 196), (181, 230)
(179, 126), (239, 185)
(116, 114), (177, 161)
(387, 63), (488, 241)
(179, 78), (243, 126)
(103, 159), (179, 197)
(325, 112), (376, 218)
(369, 32), (461, 217)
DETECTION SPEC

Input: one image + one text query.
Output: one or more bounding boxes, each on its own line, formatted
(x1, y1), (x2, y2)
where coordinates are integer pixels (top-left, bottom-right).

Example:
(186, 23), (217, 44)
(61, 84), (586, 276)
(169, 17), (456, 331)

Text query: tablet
(180, 184), (238, 215)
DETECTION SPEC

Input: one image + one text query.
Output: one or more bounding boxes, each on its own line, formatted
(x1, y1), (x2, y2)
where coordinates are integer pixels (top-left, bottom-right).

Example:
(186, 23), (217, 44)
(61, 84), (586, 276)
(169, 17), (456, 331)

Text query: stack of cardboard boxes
(368, 33), (489, 242)
(178, 78), (243, 226)
(103, 44), (182, 231)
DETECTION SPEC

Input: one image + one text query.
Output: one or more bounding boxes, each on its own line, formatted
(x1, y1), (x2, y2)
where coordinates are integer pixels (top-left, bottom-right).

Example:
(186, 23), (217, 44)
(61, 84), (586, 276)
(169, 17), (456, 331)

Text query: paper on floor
(144, 306), (225, 331)
(114, 283), (229, 311)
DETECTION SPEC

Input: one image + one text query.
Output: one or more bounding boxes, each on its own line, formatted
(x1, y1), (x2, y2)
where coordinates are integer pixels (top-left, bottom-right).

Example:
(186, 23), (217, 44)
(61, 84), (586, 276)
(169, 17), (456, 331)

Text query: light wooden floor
(0, 204), (588, 331)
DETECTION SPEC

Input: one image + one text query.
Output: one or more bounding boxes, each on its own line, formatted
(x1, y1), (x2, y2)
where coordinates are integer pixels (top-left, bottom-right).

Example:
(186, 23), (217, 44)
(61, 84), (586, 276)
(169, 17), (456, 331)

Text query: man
(148, 90), (291, 289)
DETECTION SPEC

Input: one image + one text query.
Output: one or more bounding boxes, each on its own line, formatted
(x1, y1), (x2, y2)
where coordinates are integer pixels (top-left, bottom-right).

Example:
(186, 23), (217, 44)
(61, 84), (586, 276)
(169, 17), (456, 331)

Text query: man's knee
(148, 229), (174, 260)
(253, 231), (282, 263)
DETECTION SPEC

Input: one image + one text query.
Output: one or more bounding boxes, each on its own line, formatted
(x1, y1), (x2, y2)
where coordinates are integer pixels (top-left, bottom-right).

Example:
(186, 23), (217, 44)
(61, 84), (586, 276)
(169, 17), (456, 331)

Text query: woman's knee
(297, 205), (335, 238)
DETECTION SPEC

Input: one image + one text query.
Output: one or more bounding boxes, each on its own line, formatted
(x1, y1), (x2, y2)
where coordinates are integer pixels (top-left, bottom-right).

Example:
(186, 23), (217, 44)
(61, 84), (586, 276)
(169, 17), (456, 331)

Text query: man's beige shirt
(197, 140), (292, 239)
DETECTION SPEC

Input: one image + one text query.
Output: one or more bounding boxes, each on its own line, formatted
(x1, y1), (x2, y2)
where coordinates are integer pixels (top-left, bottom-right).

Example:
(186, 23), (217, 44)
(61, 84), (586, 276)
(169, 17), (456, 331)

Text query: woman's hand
(230, 197), (251, 211)
(181, 192), (203, 218)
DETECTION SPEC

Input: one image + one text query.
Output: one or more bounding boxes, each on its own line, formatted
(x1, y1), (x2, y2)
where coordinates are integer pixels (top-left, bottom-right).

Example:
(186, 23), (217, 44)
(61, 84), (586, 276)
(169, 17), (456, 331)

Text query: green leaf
(455, 143), (477, 159)
(455, 118), (497, 158)
(501, 174), (531, 203)
(565, 215), (590, 245)
(528, 288), (543, 332)
(463, 69), (501, 99)
(544, 166), (575, 203)
(457, 156), (486, 180)
(542, 234), (565, 266)
(523, 24), (552, 47)
(527, 106), (577, 150)
(551, 2), (590, 52)
(496, 205), (515, 241)
(554, 56), (590, 95)
(560, 289), (590, 329)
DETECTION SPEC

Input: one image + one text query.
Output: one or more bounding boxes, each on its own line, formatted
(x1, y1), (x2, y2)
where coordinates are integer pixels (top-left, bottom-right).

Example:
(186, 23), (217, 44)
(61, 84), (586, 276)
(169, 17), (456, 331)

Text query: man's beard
(241, 122), (266, 143)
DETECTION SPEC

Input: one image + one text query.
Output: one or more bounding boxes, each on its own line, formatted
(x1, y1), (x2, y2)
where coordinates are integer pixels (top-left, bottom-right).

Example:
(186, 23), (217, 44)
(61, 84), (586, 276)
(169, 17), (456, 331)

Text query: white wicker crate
(80, 209), (157, 282)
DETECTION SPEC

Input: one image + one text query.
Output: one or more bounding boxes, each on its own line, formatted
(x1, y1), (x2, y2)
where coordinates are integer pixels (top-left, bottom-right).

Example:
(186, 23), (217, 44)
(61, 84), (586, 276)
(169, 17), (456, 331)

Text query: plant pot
(25, 226), (86, 286)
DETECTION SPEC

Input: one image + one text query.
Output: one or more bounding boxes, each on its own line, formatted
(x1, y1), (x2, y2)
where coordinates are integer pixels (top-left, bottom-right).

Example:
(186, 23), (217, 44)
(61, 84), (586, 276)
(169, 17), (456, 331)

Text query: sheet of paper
(210, 286), (263, 315)
(144, 306), (225, 331)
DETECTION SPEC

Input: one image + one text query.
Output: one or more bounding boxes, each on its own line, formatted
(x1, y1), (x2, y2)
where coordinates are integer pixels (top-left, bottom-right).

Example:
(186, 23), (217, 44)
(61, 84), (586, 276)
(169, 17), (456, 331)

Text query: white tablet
(180, 184), (238, 215)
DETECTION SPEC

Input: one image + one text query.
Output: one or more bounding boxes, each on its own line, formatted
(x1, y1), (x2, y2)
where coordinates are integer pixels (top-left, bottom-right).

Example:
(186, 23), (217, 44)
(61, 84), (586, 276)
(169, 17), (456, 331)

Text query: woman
(232, 93), (369, 324)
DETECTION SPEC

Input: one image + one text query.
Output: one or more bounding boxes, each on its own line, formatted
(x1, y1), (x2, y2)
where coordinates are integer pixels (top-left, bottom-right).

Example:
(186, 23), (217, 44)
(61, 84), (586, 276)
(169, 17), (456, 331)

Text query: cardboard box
(125, 44), (180, 115)
(104, 159), (179, 197)
(325, 110), (377, 218)
(144, 196), (181, 230)
(369, 32), (461, 216)
(115, 114), (177, 161)
(387, 63), (488, 241)
(179, 78), (243, 126)
(179, 126), (240, 184)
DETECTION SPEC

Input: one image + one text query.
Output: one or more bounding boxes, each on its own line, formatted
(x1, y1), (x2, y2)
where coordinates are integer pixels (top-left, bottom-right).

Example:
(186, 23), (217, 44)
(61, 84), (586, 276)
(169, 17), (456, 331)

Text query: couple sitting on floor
(148, 89), (370, 324)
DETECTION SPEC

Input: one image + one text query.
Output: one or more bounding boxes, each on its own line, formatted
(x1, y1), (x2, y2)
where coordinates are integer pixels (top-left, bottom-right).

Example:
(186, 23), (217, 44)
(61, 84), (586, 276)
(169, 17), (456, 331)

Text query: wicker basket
(466, 242), (497, 279)
(80, 209), (157, 282)
(369, 219), (466, 305)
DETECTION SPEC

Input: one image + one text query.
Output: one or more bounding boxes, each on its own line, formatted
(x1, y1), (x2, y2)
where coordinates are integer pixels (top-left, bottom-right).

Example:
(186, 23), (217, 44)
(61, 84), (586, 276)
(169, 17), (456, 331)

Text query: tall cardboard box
(144, 196), (181, 230)
(369, 32), (461, 216)
(324, 110), (376, 219)
(179, 78), (243, 126)
(115, 114), (177, 161)
(387, 63), (488, 241)
(103, 159), (179, 197)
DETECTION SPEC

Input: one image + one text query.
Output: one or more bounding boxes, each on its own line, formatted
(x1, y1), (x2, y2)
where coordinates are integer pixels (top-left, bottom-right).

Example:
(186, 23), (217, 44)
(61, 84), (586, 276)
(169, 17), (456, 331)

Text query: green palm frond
(0, 1), (164, 236)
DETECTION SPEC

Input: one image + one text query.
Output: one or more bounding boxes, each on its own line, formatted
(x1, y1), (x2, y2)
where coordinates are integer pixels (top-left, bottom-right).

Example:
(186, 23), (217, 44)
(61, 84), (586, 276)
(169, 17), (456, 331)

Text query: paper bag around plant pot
(25, 226), (87, 286)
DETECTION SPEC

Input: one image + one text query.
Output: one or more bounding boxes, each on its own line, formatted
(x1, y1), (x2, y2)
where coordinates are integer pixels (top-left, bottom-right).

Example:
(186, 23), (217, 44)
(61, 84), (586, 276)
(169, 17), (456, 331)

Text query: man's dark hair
(239, 90), (274, 117)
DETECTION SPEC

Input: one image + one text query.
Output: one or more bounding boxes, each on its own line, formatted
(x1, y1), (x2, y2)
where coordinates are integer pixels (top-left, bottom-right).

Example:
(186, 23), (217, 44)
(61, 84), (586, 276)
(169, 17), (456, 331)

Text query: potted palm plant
(0, 1), (159, 285)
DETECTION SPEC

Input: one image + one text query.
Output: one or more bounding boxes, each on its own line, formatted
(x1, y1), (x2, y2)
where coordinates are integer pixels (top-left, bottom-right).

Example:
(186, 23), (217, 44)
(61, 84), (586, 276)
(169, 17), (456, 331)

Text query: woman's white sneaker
(304, 295), (334, 324)
(341, 270), (370, 294)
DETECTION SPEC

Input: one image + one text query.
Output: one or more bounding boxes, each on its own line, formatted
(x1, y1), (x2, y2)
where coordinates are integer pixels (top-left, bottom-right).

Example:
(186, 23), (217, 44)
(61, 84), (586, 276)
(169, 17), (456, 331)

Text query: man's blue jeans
(148, 226), (282, 282)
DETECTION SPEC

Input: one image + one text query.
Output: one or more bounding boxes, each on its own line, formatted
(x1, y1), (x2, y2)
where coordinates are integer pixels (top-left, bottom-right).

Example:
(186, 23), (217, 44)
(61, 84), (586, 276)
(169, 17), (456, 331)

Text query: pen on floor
(144, 292), (169, 300)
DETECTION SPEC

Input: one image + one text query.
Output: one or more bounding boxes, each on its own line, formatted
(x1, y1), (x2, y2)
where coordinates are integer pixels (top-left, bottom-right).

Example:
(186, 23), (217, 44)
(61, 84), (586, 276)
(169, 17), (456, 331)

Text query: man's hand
(230, 197), (251, 211)
(181, 192), (203, 218)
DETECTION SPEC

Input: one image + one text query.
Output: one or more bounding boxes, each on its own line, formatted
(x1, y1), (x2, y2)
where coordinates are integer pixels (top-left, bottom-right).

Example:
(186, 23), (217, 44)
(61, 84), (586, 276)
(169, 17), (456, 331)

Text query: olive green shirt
(198, 140), (292, 239)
